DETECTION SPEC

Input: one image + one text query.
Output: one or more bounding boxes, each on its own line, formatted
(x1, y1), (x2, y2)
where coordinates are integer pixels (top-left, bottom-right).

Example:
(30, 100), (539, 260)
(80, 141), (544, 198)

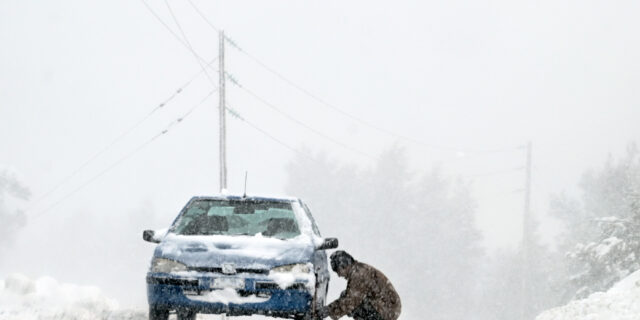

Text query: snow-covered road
(0, 274), (267, 320)
(0, 273), (145, 320)
(11, 269), (640, 320)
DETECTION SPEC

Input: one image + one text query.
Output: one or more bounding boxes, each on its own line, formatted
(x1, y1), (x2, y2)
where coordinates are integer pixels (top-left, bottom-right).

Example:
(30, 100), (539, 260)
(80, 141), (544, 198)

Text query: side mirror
(143, 230), (160, 243)
(316, 238), (339, 250)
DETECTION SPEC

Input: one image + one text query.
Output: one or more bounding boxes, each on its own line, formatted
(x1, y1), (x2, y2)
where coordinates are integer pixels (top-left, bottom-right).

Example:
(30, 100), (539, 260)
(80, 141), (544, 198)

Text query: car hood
(154, 233), (315, 270)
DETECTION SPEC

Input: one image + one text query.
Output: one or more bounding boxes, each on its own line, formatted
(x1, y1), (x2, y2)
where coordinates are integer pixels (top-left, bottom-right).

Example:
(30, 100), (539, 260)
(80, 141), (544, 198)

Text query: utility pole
(523, 141), (532, 244)
(219, 30), (227, 192)
(522, 141), (532, 318)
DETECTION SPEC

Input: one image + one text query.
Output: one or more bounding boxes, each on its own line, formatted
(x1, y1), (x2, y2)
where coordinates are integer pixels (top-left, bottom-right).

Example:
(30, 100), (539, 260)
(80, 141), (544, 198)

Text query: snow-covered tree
(285, 146), (484, 320)
(0, 167), (30, 252)
(552, 143), (640, 298)
(569, 216), (640, 297)
(474, 217), (566, 320)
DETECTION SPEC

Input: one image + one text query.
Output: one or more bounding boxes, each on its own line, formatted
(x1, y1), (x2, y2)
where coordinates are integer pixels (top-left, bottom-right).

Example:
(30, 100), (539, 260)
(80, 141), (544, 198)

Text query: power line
(142, 1), (374, 160)
(229, 80), (377, 160)
(32, 89), (217, 219)
(140, 0), (187, 47)
(33, 133), (162, 219)
(163, 0), (217, 86)
(139, 0), (217, 73)
(233, 47), (519, 154)
(232, 46), (521, 154)
(152, 1), (520, 163)
(185, 0), (522, 155)
(29, 60), (216, 208)
(465, 167), (525, 178)
(187, 0), (219, 32)
(225, 105), (321, 164)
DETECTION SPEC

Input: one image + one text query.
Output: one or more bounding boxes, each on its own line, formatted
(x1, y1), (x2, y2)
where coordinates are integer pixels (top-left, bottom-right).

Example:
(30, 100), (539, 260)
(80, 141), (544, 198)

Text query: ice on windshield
(172, 199), (301, 239)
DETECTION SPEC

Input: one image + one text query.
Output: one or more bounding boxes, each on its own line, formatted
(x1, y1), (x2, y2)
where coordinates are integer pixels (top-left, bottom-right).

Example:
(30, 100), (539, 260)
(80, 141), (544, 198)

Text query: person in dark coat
(316, 251), (401, 320)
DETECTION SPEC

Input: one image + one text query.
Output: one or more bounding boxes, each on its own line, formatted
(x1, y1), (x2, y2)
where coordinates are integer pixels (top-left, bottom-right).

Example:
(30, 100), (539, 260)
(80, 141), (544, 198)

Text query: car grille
(146, 276), (199, 286)
(255, 282), (307, 291)
(188, 266), (269, 275)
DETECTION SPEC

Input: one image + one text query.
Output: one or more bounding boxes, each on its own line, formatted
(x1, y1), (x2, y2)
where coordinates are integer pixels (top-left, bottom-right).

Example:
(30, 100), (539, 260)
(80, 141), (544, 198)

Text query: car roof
(189, 195), (300, 203)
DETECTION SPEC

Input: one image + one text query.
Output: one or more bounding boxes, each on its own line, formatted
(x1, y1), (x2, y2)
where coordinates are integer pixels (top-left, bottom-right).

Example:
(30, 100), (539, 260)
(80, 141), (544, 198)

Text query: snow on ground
(0, 273), (146, 320)
(0, 274), (273, 320)
(536, 270), (640, 320)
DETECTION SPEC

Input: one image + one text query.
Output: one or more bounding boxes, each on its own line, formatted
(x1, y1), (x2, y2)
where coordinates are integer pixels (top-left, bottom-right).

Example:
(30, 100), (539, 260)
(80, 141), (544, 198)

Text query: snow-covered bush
(569, 216), (640, 298)
(552, 143), (640, 299)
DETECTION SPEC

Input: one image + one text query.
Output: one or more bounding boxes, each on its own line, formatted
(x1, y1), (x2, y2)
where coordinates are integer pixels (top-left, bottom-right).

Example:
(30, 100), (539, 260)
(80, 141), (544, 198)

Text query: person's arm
(327, 277), (367, 319)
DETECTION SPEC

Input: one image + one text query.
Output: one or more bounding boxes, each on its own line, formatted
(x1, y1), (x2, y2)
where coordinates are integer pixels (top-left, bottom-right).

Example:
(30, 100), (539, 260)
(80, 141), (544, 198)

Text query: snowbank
(536, 270), (640, 320)
(0, 273), (146, 320)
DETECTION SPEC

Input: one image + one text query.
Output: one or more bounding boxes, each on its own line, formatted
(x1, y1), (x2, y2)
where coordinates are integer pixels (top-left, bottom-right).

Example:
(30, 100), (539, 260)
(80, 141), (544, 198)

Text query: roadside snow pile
(536, 270), (640, 320)
(0, 273), (146, 320)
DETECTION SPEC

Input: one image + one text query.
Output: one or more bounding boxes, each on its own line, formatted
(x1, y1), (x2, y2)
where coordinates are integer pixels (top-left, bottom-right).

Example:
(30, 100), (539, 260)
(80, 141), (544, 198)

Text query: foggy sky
(1, 0), (639, 308)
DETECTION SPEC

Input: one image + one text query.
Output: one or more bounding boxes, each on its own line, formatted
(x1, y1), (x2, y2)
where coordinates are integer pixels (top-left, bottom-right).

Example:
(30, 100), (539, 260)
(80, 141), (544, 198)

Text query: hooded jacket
(327, 261), (401, 320)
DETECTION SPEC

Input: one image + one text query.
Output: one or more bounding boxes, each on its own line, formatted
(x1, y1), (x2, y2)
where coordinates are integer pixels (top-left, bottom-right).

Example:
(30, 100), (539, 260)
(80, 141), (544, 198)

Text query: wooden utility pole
(522, 141), (532, 318)
(524, 142), (532, 237)
(219, 30), (227, 192)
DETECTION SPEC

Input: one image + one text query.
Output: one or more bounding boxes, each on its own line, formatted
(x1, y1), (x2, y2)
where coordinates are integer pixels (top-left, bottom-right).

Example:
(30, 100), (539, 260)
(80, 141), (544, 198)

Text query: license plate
(212, 278), (245, 289)
(182, 288), (199, 296)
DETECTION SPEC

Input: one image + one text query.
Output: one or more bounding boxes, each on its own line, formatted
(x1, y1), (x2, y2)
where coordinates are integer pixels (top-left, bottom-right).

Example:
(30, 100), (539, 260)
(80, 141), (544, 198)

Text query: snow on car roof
(189, 194), (301, 203)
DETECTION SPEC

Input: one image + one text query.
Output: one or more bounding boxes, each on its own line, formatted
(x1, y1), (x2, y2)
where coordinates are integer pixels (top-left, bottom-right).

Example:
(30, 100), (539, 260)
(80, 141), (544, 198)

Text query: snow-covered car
(143, 195), (339, 320)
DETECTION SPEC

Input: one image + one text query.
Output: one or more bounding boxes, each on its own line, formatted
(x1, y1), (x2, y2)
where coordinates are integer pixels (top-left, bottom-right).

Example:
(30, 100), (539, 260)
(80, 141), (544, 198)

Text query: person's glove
(316, 306), (330, 319)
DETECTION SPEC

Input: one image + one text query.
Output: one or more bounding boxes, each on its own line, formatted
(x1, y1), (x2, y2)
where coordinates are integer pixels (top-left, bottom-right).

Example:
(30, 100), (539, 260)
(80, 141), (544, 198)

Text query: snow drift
(0, 273), (146, 320)
(536, 270), (640, 320)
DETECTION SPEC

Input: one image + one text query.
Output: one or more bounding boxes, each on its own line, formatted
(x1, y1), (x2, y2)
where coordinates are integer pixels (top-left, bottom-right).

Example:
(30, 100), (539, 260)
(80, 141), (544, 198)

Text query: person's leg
(350, 299), (384, 320)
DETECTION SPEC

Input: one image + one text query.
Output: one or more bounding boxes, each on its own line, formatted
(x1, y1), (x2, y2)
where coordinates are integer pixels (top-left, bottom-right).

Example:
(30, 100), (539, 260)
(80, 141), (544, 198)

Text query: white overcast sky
(1, 0), (639, 280)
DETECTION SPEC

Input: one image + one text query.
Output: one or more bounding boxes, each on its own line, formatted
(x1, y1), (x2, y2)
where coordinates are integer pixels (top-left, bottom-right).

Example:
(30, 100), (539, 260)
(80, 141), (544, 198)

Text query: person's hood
(154, 233), (315, 270)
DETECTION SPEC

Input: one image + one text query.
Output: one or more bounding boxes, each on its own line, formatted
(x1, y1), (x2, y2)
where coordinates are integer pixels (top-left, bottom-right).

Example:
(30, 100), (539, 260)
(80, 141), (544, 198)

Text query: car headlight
(271, 263), (311, 274)
(151, 258), (188, 273)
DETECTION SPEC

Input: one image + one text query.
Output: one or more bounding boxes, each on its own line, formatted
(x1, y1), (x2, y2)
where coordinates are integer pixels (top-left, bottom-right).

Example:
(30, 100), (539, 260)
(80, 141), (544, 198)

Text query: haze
(1, 0), (639, 318)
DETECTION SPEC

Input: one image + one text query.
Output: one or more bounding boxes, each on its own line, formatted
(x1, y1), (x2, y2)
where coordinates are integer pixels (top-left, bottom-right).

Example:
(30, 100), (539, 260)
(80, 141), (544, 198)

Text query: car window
(301, 202), (321, 236)
(172, 199), (301, 239)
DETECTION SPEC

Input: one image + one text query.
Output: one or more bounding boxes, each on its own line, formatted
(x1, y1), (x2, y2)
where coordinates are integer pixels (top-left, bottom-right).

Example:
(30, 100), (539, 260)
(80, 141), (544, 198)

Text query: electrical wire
(229, 81), (377, 160)
(163, 0), (217, 86)
(140, 0), (216, 73)
(225, 105), (320, 164)
(28, 59), (217, 208)
(32, 89), (218, 219)
(143, 1), (375, 160)
(141, 2), (338, 163)
(140, 0), (190, 52)
(149, 1), (524, 168)
(185, 0), (523, 155)
(465, 167), (525, 178)
(234, 46), (522, 154)
(187, 0), (219, 32)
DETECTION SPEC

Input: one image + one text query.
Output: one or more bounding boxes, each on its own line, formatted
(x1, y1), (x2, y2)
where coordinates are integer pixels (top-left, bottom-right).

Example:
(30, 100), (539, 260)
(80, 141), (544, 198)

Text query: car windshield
(172, 199), (301, 239)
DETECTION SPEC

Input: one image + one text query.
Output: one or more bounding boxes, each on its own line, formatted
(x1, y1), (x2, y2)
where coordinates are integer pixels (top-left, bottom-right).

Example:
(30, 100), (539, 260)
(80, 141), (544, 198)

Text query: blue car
(143, 195), (339, 320)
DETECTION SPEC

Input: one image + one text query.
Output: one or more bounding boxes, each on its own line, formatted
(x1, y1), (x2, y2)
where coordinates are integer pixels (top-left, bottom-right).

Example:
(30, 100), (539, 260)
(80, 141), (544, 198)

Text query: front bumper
(146, 272), (313, 317)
